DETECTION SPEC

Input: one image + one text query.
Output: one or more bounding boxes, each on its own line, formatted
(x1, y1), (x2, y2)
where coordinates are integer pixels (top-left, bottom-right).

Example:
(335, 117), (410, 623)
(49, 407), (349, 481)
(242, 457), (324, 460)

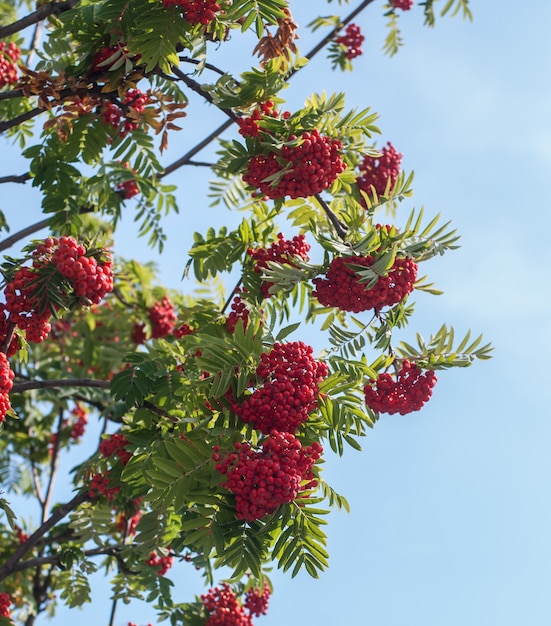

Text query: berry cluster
(243, 129), (346, 200)
(364, 360), (437, 415)
(215, 431), (323, 521)
(147, 550), (174, 576)
(99, 433), (132, 465)
(102, 89), (150, 137)
(70, 403), (88, 439)
(392, 0), (414, 10)
(0, 303), (20, 357)
(248, 233), (310, 297)
(88, 471), (120, 501)
(0, 592), (11, 618)
(357, 142), (402, 202)
(132, 295), (177, 343)
(15, 524), (29, 543)
(173, 322), (194, 338)
(336, 23), (365, 59)
(226, 295), (250, 334)
(201, 584), (252, 626)
(162, 0), (221, 25)
(244, 584), (271, 617)
(231, 341), (328, 434)
(0, 352), (15, 423)
(313, 254), (417, 313)
(115, 163), (139, 199)
(237, 101), (289, 138)
(0, 42), (20, 89)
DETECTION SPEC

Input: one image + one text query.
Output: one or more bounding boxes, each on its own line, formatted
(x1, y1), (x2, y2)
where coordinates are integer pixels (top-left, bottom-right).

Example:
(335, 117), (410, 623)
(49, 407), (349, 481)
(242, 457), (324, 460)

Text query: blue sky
(3, 1), (551, 625)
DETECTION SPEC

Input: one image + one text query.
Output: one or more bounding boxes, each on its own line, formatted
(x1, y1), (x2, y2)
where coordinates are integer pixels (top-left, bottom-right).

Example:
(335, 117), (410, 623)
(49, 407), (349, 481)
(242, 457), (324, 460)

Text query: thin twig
(0, 172), (32, 184)
(42, 407), (64, 523)
(0, 0), (80, 38)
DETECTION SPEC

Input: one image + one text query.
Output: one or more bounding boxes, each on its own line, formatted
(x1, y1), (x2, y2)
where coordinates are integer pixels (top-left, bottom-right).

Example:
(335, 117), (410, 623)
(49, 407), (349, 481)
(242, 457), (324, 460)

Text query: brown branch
(11, 378), (111, 394)
(171, 66), (238, 122)
(8, 545), (132, 576)
(0, 0), (80, 39)
(314, 193), (349, 240)
(0, 172), (32, 184)
(0, 491), (89, 583)
(0, 106), (43, 133)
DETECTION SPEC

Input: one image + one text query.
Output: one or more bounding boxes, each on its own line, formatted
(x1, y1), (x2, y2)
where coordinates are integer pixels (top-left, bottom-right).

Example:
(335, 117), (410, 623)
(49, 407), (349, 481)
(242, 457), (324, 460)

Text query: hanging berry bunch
(201, 583), (253, 626)
(392, 0), (414, 10)
(357, 142), (402, 203)
(248, 233), (310, 297)
(101, 88), (151, 138)
(364, 360), (437, 415)
(0, 592), (12, 618)
(161, 0), (222, 25)
(242, 128), (346, 200)
(226, 293), (251, 334)
(132, 295), (177, 343)
(2, 236), (113, 345)
(215, 431), (323, 521)
(147, 550), (174, 576)
(231, 341), (328, 434)
(336, 24), (365, 59)
(0, 352), (15, 423)
(0, 42), (21, 89)
(313, 254), (417, 313)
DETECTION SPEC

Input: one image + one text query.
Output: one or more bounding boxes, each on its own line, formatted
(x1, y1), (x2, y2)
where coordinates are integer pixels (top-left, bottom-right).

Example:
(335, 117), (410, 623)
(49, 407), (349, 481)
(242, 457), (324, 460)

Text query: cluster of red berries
(0, 352), (14, 423)
(115, 162), (139, 199)
(392, 0), (414, 10)
(0, 42), (20, 89)
(161, 0), (221, 25)
(243, 129), (346, 200)
(0, 303), (20, 357)
(201, 584), (252, 626)
(132, 295), (177, 343)
(357, 142), (402, 203)
(244, 583), (271, 617)
(147, 550), (174, 576)
(173, 322), (194, 338)
(4, 237), (112, 338)
(102, 89), (150, 137)
(248, 233), (310, 297)
(364, 360), (437, 415)
(231, 341), (328, 434)
(88, 471), (120, 501)
(0, 592), (11, 618)
(215, 431), (323, 521)
(226, 295), (250, 334)
(237, 101), (290, 138)
(15, 524), (29, 543)
(99, 433), (132, 465)
(336, 23), (365, 59)
(70, 403), (88, 439)
(313, 254), (417, 313)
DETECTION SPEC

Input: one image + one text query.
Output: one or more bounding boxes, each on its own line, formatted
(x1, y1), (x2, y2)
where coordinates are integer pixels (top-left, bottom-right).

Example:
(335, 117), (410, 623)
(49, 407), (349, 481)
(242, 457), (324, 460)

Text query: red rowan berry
(201, 584), (253, 626)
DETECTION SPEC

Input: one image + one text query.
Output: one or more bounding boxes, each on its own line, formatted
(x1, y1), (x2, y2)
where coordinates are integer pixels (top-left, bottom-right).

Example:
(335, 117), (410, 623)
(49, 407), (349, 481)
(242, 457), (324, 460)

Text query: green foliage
(0, 1), (487, 624)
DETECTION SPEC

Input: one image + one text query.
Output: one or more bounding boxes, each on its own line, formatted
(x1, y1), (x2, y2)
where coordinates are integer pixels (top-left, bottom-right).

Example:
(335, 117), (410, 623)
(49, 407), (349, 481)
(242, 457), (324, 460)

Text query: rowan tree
(0, 1), (490, 625)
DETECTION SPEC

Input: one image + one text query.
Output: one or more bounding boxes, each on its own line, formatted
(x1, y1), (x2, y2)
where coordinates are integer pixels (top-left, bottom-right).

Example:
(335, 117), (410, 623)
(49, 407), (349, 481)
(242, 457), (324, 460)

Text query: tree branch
(0, 172), (32, 184)
(0, 491), (89, 583)
(0, 0), (80, 38)
(314, 193), (349, 240)
(11, 378), (111, 394)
